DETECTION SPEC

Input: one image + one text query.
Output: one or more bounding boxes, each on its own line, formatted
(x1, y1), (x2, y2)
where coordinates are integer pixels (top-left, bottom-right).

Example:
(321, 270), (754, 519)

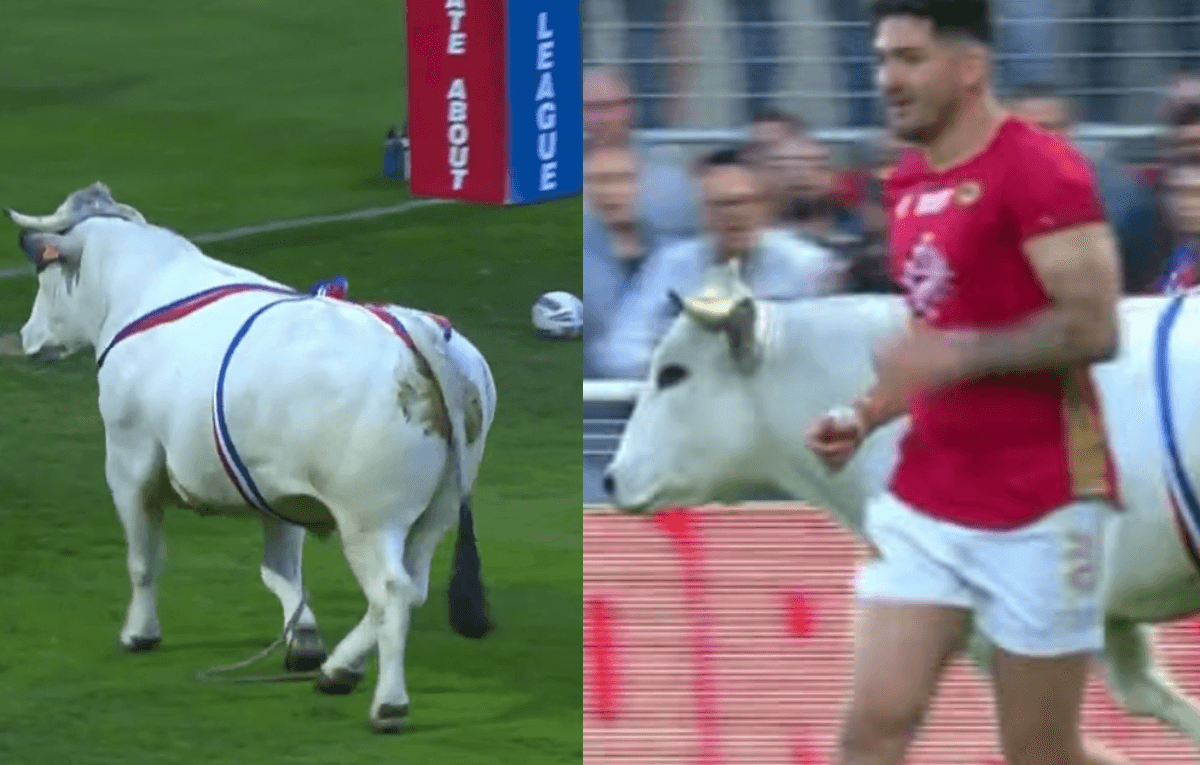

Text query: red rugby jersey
(884, 115), (1119, 530)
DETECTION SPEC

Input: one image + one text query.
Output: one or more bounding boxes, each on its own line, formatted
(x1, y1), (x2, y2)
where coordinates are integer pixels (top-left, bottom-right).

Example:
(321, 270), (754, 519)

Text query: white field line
(0, 198), (453, 280)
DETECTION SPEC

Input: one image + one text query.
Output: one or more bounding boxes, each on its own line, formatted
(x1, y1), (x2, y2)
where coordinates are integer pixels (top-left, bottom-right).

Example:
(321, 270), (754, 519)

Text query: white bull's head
(8, 182), (146, 360)
(603, 261), (775, 512)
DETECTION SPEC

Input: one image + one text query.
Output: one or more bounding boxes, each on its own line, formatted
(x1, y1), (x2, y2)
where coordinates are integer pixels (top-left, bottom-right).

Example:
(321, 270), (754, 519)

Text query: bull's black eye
(656, 363), (688, 390)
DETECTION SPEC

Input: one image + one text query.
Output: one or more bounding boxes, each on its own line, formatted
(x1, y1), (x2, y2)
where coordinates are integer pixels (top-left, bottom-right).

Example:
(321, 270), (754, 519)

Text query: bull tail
(448, 497), (493, 638)
(396, 308), (475, 497)
(391, 307), (493, 639)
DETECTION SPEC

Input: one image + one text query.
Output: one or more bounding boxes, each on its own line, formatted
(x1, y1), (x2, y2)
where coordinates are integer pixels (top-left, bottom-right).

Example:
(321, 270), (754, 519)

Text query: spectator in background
(591, 148), (841, 380)
(583, 66), (640, 149)
(1152, 163), (1200, 292)
(747, 107), (809, 148)
(761, 134), (865, 241)
(583, 145), (672, 379)
(1153, 162), (1200, 292)
(828, 133), (909, 293)
(1167, 98), (1200, 163)
(845, 173), (901, 292)
(1007, 81), (1161, 292)
(583, 67), (701, 244)
(754, 134), (884, 290)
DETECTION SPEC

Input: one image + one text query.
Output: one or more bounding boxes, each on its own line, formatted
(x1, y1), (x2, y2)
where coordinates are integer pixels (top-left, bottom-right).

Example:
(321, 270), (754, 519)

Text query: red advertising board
(584, 506), (1200, 763)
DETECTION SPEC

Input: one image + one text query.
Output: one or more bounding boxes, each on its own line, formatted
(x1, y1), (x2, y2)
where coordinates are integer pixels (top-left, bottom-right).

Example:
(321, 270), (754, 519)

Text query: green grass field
(0, 2), (582, 763)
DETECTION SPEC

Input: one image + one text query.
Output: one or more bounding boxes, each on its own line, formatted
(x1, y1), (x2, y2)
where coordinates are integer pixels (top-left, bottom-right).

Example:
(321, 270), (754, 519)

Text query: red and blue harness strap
(1154, 293), (1200, 571)
(212, 296), (310, 522)
(96, 283), (294, 369)
(98, 281), (454, 526)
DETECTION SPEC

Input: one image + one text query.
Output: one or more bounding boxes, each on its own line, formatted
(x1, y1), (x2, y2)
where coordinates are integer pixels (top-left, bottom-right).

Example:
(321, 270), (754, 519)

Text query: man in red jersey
(804, 1), (1130, 764)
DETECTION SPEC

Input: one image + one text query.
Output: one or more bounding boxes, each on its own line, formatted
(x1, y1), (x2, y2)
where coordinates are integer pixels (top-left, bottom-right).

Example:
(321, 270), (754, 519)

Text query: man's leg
(837, 601), (971, 765)
(838, 493), (975, 765)
(971, 500), (1131, 765)
(993, 649), (1132, 765)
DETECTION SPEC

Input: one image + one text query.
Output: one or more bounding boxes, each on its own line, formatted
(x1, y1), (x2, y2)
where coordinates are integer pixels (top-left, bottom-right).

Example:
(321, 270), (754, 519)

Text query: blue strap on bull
(98, 273), (453, 526)
(212, 278), (453, 526)
(1154, 292), (1200, 567)
(212, 296), (310, 525)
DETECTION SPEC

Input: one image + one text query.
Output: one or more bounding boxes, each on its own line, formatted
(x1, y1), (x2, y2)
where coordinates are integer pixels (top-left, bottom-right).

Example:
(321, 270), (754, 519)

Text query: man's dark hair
(693, 146), (749, 174)
(870, 0), (993, 46)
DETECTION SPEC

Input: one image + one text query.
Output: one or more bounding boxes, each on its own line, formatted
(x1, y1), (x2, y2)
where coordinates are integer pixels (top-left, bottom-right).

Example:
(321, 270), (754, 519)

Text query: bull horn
(682, 258), (754, 324)
(6, 203), (76, 232)
(682, 294), (739, 326)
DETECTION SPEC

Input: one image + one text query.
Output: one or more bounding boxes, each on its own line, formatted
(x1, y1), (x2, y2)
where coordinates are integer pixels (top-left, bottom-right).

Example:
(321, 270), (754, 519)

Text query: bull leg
(964, 627), (994, 674)
(106, 448), (166, 651)
(314, 492), (467, 699)
(403, 491), (459, 608)
(1103, 619), (1200, 745)
(362, 526), (419, 733)
(324, 526), (420, 732)
(315, 613), (376, 695)
(259, 515), (325, 671)
(370, 525), (419, 733)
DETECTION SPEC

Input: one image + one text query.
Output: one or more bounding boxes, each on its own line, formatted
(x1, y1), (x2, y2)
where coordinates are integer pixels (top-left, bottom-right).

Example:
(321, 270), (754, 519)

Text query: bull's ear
(666, 290), (684, 317)
(723, 295), (761, 373)
(19, 231), (77, 273)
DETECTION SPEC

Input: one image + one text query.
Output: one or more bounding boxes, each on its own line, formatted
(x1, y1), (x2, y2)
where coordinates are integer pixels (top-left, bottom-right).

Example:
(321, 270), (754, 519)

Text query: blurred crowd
(587, 1), (1200, 128)
(582, 65), (1200, 381)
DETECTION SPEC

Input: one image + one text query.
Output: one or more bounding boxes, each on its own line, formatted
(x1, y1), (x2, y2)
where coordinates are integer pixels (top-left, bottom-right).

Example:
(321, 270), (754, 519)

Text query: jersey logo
(894, 194), (913, 219)
(900, 232), (953, 320)
(954, 180), (983, 207)
(914, 188), (953, 216)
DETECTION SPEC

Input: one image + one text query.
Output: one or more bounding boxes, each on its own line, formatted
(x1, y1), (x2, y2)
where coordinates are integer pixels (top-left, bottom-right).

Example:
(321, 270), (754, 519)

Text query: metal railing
(580, 381), (646, 507)
(582, 383), (637, 507)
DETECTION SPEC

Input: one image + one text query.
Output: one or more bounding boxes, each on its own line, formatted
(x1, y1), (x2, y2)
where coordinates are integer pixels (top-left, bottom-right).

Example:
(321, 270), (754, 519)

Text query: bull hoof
(122, 636), (161, 653)
(284, 626), (327, 672)
(315, 667), (364, 695)
(369, 703), (409, 734)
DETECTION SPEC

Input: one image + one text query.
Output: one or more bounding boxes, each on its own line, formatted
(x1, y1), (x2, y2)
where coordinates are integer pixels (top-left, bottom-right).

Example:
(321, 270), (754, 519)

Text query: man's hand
(805, 407), (867, 472)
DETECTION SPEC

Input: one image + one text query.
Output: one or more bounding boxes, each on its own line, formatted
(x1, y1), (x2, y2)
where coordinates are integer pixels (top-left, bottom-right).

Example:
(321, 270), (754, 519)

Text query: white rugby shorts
(856, 491), (1111, 657)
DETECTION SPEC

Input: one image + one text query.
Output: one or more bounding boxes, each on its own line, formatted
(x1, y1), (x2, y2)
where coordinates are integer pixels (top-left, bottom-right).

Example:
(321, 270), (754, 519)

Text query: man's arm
(851, 315), (918, 434)
(943, 221), (1121, 378)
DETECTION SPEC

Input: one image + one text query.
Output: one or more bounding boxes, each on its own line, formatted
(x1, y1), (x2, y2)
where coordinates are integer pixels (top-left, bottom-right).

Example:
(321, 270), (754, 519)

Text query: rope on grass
(196, 588), (318, 684)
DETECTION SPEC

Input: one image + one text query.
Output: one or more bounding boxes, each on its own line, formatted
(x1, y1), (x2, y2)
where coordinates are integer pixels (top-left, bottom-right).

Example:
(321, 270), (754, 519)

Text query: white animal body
(11, 183), (497, 732)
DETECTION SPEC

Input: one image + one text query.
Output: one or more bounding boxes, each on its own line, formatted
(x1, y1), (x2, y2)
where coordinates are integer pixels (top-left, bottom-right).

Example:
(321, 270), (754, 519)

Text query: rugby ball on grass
(531, 291), (583, 340)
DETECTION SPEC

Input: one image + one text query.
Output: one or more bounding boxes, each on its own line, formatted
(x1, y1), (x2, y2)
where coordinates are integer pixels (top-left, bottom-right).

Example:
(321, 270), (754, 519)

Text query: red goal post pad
(404, 0), (582, 205)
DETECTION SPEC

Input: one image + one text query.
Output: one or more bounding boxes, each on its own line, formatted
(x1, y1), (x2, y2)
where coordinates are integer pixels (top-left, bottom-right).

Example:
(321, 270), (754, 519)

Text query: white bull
(9, 182), (497, 733)
(605, 262), (1200, 746)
